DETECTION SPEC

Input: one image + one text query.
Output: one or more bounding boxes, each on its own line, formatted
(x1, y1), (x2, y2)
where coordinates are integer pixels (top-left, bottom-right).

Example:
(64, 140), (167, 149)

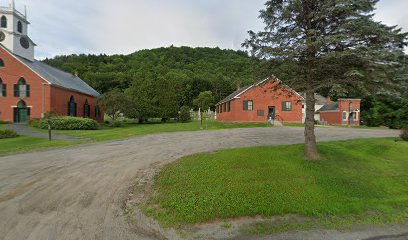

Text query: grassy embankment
(142, 138), (408, 234)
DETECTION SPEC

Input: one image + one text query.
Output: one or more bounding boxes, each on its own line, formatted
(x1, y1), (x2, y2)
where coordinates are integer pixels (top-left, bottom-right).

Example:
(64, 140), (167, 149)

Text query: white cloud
(6, 0), (407, 58)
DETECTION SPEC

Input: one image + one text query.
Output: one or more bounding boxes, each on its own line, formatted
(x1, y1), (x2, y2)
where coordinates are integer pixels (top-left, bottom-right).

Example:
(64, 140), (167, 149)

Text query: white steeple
(0, 0), (36, 61)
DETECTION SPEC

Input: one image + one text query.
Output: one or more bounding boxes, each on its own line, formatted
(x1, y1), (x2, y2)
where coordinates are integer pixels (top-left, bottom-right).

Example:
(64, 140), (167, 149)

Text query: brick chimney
(326, 96), (331, 104)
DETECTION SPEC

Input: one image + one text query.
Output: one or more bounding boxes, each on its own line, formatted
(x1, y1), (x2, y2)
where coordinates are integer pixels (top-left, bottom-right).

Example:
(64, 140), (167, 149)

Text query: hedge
(30, 117), (99, 130)
(0, 130), (19, 139)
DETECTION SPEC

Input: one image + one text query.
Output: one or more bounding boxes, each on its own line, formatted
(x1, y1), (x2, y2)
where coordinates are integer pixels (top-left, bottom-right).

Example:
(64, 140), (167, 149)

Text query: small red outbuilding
(317, 98), (361, 126)
(216, 77), (303, 123)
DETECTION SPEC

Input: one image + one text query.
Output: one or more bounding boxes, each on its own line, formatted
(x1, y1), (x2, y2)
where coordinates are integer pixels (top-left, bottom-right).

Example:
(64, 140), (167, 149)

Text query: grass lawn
(49, 120), (271, 142)
(0, 136), (82, 156)
(142, 138), (408, 233)
(0, 124), (6, 130)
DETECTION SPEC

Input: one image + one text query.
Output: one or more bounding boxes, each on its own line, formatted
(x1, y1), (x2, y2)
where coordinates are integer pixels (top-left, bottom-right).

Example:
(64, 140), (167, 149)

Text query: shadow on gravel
(363, 232), (408, 240)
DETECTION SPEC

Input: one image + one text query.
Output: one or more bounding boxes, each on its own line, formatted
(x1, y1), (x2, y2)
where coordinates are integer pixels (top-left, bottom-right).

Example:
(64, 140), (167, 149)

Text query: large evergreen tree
(243, 0), (407, 160)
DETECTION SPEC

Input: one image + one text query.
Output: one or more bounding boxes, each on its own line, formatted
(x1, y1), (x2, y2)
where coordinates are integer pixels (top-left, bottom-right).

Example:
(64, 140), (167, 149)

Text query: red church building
(0, 2), (102, 123)
(216, 77), (303, 124)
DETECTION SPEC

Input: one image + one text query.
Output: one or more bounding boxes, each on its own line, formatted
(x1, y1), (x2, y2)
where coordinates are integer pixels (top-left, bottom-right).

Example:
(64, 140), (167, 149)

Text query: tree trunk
(304, 91), (320, 160)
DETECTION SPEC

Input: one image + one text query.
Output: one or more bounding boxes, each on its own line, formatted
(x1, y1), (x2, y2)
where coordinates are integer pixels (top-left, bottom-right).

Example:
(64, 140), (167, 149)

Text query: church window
(68, 96), (77, 116)
(95, 106), (101, 119)
(0, 79), (6, 97)
(1, 16), (6, 28)
(17, 21), (23, 33)
(0, 58), (4, 67)
(14, 78), (30, 98)
(83, 100), (90, 118)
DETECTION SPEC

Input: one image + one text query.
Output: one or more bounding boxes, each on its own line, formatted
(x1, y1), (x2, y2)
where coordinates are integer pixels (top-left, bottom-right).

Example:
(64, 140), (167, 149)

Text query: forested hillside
(43, 46), (273, 104)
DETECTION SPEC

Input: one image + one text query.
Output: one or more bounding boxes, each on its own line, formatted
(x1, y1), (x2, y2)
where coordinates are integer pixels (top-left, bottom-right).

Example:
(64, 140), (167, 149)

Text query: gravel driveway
(0, 127), (403, 240)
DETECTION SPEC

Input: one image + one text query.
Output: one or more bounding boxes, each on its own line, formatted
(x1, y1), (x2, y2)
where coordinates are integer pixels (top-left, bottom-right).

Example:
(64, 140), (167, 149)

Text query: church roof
(16, 55), (100, 97)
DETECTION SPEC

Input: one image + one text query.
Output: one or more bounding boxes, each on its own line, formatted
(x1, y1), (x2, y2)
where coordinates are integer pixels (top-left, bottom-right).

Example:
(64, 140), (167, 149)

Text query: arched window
(95, 105), (101, 120)
(83, 100), (90, 118)
(17, 21), (22, 33)
(1, 16), (7, 28)
(68, 96), (77, 116)
(0, 78), (6, 97)
(14, 77), (30, 98)
(0, 58), (4, 67)
(17, 100), (27, 108)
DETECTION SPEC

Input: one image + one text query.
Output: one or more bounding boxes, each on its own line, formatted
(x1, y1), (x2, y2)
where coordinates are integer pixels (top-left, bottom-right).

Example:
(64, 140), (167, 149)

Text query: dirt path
(0, 127), (402, 240)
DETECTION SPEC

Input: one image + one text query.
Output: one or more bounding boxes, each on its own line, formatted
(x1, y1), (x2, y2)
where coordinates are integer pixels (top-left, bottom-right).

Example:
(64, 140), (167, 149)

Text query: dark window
(223, 103), (227, 112)
(95, 106), (101, 119)
(0, 79), (6, 97)
(1, 16), (6, 28)
(0, 58), (4, 67)
(243, 100), (254, 111)
(227, 102), (231, 112)
(282, 101), (292, 111)
(17, 21), (23, 33)
(83, 100), (90, 118)
(257, 110), (265, 117)
(14, 77), (29, 98)
(68, 96), (77, 116)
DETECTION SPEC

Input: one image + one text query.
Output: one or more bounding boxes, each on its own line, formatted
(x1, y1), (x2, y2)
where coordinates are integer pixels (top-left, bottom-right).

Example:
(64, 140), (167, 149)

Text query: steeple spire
(11, 0), (15, 11)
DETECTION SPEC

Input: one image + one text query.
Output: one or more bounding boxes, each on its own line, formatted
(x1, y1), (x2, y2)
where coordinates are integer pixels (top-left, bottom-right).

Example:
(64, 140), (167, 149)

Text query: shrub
(29, 119), (42, 128)
(30, 117), (99, 130)
(179, 106), (191, 123)
(0, 130), (19, 139)
(401, 127), (408, 141)
(108, 121), (123, 128)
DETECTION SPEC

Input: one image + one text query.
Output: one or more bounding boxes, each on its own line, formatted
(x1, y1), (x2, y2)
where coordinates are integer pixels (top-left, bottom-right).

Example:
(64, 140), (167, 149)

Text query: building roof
(217, 77), (303, 105)
(299, 93), (327, 105)
(315, 94), (327, 105)
(316, 102), (339, 112)
(14, 53), (100, 97)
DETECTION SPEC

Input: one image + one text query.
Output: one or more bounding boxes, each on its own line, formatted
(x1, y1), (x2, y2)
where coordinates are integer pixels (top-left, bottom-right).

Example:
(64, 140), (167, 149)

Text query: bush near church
(30, 117), (99, 130)
(0, 130), (19, 139)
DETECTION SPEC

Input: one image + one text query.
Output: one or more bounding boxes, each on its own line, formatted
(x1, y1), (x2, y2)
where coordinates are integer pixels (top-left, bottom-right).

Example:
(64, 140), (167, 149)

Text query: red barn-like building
(216, 77), (303, 123)
(317, 98), (361, 126)
(0, 3), (102, 123)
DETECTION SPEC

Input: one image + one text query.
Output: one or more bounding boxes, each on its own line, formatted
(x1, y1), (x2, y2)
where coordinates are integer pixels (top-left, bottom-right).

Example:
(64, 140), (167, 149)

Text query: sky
(5, 0), (408, 59)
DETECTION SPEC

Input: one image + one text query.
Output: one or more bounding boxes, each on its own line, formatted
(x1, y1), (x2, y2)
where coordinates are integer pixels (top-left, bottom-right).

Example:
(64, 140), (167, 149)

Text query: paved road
(6, 124), (88, 142)
(0, 127), (403, 240)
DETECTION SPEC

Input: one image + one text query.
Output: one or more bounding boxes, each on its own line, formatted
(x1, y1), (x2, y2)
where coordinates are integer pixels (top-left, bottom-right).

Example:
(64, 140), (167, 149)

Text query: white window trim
(353, 111), (359, 121)
(248, 100), (254, 111)
(342, 111), (349, 121)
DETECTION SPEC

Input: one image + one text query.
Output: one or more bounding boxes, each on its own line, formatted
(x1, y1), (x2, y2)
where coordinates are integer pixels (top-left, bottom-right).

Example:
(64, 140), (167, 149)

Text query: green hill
(43, 46), (272, 104)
